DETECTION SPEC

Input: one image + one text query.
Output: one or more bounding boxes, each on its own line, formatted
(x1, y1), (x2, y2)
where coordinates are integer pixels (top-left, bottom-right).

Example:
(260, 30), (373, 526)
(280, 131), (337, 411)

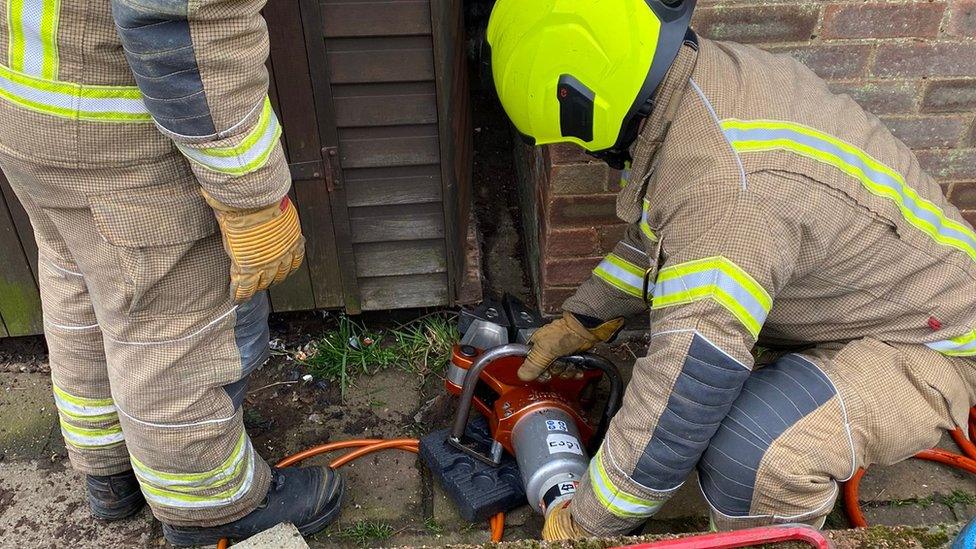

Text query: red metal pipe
(610, 526), (832, 549)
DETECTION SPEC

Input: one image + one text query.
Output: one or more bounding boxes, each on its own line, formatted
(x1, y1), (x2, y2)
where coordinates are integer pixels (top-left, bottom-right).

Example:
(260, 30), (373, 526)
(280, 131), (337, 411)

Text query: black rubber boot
(161, 466), (344, 547)
(86, 470), (146, 521)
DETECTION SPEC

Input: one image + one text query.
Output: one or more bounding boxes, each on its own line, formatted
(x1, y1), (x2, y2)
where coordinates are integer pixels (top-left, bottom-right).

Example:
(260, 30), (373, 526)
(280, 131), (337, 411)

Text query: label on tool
(546, 434), (584, 455)
(545, 419), (569, 432)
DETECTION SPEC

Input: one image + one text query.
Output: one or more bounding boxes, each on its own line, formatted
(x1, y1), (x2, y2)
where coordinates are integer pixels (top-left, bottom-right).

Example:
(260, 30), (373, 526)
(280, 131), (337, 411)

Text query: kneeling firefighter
(488, 0), (976, 540)
(0, 0), (342, 545)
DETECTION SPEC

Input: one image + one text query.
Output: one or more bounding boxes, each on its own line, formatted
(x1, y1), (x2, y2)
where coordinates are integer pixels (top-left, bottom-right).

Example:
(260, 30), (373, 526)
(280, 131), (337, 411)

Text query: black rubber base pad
(419, 416), (526, 522)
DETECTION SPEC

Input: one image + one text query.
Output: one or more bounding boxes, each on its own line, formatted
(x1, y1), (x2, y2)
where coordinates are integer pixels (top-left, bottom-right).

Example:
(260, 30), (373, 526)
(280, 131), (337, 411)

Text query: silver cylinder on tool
(511, 407), (589, 514)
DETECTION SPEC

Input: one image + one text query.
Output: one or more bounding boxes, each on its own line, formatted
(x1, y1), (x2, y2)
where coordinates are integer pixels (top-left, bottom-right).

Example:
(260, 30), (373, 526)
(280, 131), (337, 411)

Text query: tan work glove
(203, 191), (306, 302)
(519, 312), (624, 381)
(542, 499), (593, 541)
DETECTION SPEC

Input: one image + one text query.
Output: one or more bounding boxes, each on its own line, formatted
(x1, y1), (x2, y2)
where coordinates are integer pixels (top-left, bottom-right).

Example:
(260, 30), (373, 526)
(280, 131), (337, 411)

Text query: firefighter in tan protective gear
(0, 1), (342, 545)
(488, 0), (976, 540)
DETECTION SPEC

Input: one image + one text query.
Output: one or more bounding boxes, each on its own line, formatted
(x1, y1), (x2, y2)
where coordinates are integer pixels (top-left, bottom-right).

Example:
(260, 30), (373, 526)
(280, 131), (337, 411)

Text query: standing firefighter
(488, 0), (976, 539)
(0, 1), (343, 545)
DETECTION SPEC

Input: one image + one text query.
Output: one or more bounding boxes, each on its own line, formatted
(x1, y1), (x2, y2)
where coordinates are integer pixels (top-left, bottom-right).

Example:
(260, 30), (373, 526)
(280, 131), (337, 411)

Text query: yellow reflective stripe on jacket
(721, 119), (976, 262)
(0, 64), (151, 122)
(131, 433), (256, 508)
(640, 198), (656, 241)
(653, 256), (772, 339)
(8, 0), (60, 79)
(926, 329), (976, 356)
(594, 252), (648, 299)
(176, 98), (281, 176)
(587, 449), (662, 519)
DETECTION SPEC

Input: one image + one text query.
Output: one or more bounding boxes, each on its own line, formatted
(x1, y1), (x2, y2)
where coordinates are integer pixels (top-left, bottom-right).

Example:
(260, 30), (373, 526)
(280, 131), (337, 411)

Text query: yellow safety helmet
(487, 0), (696, 167)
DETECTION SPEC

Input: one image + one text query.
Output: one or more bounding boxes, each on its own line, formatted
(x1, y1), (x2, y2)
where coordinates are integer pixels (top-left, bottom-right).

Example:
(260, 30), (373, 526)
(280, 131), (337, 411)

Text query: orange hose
(842, 468), (867, 528)
(217, 438), (504, 547)
(844, 425), (976, 528)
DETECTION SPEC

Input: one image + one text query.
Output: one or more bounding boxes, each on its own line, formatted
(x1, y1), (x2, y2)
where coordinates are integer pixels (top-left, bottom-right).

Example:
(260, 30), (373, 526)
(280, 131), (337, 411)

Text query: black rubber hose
(561, 353), (624, 454)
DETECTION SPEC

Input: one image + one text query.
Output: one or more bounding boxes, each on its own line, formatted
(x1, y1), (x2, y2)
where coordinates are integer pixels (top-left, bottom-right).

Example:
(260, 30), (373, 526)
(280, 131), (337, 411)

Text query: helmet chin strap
(587, 148), (632, 170)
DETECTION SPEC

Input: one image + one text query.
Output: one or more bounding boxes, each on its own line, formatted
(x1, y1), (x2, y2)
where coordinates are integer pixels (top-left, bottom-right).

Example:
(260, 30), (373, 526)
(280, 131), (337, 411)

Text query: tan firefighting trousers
(1, 151), (272, 527)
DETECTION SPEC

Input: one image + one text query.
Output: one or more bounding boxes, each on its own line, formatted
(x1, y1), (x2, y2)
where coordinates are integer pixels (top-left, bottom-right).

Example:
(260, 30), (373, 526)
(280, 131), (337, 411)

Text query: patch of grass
(888, 495), (934, 509)
(299, 313), (458, 397)
(333, 520), (394, 546)
(423, 517), (444, 535)
(941, 489), (976, 507)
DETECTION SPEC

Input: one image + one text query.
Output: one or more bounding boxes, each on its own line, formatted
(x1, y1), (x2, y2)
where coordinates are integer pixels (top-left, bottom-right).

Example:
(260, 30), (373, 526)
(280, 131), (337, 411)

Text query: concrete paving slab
(0, 460), (158, 548)
(234, 523), (308, 549)
(0, 373), (63, 462)
(860, 434), (976, 503)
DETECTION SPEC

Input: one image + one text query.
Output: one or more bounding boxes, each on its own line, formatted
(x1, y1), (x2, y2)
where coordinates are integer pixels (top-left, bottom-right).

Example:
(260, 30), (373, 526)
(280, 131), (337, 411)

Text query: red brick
(881, 115), (971, 150)
(693, 5), (820, 44)
(916, 149), (976, 182)
(543, 257), (602, 287)
(767, 44), (873, 80)
(922, 80), (976, 114)
(597, 223), (629, 254)
(947, 0), (976, 37)
(548, 143), (593, 164)
(541, 287), (577, 314)
(549, 194), (619, 228)
(822, 3), (945, 40)
(873, 43), (976, 79)
(549, 162), (611, 195)
(949, 181), (976, 210)
(828, 80), (919, 115)
(545, 228), (599, 258)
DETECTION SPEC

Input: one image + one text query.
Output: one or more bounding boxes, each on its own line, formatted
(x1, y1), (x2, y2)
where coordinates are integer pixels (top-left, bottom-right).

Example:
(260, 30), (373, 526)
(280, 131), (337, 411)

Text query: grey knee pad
(698, 354), (836, 519)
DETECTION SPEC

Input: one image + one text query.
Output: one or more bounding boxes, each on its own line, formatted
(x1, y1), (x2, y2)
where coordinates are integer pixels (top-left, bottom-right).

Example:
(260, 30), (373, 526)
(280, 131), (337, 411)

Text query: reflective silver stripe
(594, 254), (647, 298)
(138, 439), (257, 509)
(176, 99), (281, 176)
(588, 449), (662, 518)
(133, 436), (250, 490)
(53, 392), (116, 418)
(60, 423), (125, 448)
(0, 64), (150, 121)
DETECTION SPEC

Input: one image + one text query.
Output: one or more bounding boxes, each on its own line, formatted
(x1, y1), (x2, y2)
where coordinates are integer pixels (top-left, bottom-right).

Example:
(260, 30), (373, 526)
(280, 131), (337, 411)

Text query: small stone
(307, 413), (323, 424)
(302, 374), (313, 382)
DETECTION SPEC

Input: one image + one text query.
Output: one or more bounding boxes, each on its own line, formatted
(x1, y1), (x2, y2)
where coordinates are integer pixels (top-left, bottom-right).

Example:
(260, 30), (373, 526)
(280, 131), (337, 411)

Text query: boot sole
(163, 473), (346, 546)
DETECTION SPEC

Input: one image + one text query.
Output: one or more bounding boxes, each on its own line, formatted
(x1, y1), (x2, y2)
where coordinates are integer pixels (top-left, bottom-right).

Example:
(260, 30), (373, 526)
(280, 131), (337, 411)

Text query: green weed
(423, 517), (444, 535)
(299, 313), (458, 397)
(941, 489), (976, 507)
(333, 520), (394, 546)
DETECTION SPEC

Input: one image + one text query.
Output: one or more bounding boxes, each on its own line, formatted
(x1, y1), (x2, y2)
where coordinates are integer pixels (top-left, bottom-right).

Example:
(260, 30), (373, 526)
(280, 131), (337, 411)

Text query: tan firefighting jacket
(0, 0), (288, 209)
(562, 36), (976, 532)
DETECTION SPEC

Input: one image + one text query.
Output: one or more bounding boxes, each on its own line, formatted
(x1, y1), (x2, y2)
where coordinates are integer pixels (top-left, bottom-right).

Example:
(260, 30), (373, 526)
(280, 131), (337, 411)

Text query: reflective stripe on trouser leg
(698, 354), (843, 530)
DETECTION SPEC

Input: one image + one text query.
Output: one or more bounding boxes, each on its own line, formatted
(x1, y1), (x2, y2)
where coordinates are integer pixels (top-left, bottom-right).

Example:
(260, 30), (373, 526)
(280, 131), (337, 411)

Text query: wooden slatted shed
(0, 0), (473, 337)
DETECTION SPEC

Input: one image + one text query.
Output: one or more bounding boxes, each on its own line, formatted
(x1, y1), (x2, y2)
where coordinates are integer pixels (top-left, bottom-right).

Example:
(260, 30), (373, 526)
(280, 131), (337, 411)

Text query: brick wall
(515, 0), (976, 313)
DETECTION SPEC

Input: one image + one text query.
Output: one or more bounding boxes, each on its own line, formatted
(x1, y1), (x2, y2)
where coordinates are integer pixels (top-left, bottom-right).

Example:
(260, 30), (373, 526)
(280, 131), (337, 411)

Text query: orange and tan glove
(542, 499), (593, 541)
(519, 312), (624, 381)
(203, 191), (306, 302)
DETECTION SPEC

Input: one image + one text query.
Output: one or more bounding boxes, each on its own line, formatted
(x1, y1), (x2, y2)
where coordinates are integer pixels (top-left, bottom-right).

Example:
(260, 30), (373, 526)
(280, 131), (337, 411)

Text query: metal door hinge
(321, 146), (340, 192)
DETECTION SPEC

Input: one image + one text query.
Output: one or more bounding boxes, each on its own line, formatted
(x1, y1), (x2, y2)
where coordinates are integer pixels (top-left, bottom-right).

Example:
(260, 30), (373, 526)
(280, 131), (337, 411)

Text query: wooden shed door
(264, 0), (362, 314)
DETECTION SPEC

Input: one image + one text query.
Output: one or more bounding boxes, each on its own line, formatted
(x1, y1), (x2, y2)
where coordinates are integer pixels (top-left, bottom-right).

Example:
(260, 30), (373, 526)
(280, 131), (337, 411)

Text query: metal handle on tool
(450, 343), (531, 444)
(558, 353), (624, 453)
